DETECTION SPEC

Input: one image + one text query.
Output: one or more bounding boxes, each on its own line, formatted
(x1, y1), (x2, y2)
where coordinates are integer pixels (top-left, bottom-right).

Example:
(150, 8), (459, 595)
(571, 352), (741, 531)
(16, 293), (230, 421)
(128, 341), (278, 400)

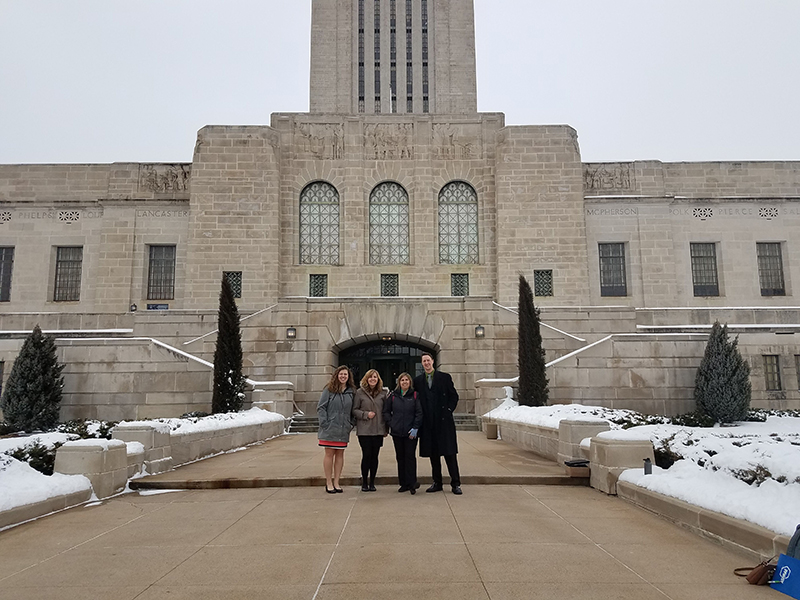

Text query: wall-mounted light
(475, 325), (485, 338)
(129, 303), (137, 313)
(381, 335), (393, 341)
(286, 327), (297, 339)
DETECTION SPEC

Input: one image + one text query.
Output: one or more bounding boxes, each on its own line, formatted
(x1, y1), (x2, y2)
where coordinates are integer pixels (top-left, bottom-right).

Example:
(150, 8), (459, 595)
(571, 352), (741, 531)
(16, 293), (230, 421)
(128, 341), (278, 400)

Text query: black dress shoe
(451, 485), (463, 495)
(426, 483), (443, 493)
(368, 485), (377, 492)
(410, 487), (416, 495)
(361, 484), (370, 492)
(325, 486), (336, 494)
(414, 482), (421, 489)
(334, 487), (343, 493)
(398, 485), (409, 492)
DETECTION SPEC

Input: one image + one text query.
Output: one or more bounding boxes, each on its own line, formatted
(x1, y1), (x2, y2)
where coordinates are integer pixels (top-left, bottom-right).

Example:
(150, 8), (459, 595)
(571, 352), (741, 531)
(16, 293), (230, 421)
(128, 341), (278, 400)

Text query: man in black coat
(413, 352), (462, 495)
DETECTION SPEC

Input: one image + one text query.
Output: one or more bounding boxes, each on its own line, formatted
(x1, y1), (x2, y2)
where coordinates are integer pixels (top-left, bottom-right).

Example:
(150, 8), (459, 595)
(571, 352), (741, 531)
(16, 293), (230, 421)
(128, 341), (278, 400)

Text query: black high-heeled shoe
(325, 485), (336, 494)
(334, 487), (344, 493)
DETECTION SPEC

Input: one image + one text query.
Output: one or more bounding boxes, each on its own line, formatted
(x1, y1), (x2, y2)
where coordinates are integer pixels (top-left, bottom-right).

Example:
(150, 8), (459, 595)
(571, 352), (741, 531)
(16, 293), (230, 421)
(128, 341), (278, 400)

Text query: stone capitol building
(1, 0), (799, 421)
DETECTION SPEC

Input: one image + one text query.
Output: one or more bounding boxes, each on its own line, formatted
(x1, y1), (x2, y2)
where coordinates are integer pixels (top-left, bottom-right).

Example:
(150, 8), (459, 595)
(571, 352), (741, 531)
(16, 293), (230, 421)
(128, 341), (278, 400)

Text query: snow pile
(0, 455), (91, 512)
(118, 407), (285, 435)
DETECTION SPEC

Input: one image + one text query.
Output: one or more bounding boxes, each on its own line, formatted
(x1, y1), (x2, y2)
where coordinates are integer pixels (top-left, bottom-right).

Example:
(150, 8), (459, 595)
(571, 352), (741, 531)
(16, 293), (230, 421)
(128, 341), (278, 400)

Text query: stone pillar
(54, 440), (128, 499)
(251, 382), (295, 419)
(557, 419), (611, 466)
(589, 436), (655, 495)
(112, 422), (173, 475)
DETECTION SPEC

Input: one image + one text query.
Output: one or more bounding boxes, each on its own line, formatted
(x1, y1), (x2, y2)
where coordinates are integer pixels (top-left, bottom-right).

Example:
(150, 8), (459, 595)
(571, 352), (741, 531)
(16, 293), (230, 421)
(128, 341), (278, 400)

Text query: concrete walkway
(0, 433), (769, 600)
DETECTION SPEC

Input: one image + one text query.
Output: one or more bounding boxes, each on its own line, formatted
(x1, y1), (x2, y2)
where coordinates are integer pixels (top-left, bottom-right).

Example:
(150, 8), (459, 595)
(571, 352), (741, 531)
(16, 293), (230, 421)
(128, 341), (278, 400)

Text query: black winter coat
(413, 370), (459, 457)
(382, 388), (423, 437)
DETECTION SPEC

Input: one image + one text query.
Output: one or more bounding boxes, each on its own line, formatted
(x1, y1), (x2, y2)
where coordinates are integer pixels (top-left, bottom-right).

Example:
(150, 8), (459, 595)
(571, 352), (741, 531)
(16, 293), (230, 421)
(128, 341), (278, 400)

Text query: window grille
(147, 245), (176, 300)
(381, 274), (399, 297)
(390, 0), (397, 112)
(534, 270), (554, 297)
(757, 242), (785, 296)
(300, 182), (340, 265)
(690, 243), (719, 297)
(438, 182), (479, 264)
(406, 0), (413, 112)
(54, 246), (83, 302)
(421, 0), (429, 112)
(309, 274), (328, 297)
(0, 247), (13, 302)
(358, 0), (365, 112)
(224, 271), (242, 298)
(451, 273), (469, 296)
(599, 243), (627, 297)
(374, 0), (381, 112)
(369, 182), (410, 264)
(764, 355), (782, 391)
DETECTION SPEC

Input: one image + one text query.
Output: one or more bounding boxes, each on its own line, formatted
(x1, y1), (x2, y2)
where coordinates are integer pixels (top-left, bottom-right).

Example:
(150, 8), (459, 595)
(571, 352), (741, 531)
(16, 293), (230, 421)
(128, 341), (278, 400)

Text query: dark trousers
(430, 454), (460, 487)
(358, 435), (383, 485)
(392, 435), (418, 488)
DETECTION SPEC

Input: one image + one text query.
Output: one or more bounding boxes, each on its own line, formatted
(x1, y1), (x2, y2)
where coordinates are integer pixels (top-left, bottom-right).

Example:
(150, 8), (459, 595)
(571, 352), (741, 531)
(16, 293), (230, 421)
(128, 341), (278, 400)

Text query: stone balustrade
(54, 439), (129, 499)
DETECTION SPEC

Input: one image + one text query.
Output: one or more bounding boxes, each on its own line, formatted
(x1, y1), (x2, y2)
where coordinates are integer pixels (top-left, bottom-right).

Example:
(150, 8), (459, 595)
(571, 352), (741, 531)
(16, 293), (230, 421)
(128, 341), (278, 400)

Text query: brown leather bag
(734, 556), (776, 585)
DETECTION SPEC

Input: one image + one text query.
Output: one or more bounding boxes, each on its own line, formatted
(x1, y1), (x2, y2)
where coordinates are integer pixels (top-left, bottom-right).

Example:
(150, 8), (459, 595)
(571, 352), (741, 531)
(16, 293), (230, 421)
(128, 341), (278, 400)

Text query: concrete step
(290, 415), (481, 432)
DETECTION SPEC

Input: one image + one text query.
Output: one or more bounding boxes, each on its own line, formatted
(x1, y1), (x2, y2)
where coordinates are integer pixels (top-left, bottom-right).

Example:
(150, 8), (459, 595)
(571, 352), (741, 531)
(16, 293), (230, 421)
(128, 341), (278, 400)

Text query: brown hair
(326, 365), (355, 393)
(395, 372), (414, 392)
(360, 369), (384, 397)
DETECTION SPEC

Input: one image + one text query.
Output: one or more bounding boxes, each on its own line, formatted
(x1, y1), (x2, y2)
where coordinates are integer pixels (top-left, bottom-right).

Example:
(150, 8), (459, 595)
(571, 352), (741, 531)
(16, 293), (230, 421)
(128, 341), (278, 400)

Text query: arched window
(438, 181), (478, 264)
(369, 182), (410, 264)
(300, 182), (340, 265)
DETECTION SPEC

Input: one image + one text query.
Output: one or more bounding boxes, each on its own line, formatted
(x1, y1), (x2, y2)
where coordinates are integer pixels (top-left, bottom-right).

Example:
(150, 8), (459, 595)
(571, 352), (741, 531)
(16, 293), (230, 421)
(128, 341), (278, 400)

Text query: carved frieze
(584, 163), (634, 191)
(365, 123), (413, 160)
(294, 123), (344, 159)
(139, 164), (191, 193)
(432, 123), (479, 159)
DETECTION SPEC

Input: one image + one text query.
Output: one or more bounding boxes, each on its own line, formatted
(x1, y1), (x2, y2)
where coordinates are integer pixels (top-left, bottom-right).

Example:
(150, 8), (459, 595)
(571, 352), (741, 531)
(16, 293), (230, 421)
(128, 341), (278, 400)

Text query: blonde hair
(326, 365), (354, 393)
(395, 372), (414, 391)
(360, 369), (384, 397)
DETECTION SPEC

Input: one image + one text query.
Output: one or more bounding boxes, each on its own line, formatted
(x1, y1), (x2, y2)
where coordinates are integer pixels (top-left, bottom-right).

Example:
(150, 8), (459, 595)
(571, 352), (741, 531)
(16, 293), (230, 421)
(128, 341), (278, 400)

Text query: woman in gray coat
(352, 369), (388, 492)
(318, 365), (356, 493)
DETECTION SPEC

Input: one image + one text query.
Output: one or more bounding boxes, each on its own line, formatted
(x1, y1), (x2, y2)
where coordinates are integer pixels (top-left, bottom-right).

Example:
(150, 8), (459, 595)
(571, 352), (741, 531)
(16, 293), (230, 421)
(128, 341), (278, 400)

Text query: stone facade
(1, 1), (800, 419)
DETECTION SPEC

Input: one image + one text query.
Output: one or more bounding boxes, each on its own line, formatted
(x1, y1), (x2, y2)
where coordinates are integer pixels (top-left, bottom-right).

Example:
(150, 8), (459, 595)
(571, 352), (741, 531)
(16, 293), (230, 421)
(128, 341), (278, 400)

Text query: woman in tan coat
(352, 369), (389, 491)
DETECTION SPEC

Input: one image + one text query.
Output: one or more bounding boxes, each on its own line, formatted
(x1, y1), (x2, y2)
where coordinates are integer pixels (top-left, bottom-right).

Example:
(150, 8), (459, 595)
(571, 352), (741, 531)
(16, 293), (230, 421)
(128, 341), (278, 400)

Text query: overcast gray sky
(1, 0), (798, 164)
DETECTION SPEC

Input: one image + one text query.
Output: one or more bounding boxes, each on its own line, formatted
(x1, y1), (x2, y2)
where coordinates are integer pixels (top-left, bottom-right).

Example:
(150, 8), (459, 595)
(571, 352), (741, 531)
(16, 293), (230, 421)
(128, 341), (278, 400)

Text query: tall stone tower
(310, 0), (478, 114)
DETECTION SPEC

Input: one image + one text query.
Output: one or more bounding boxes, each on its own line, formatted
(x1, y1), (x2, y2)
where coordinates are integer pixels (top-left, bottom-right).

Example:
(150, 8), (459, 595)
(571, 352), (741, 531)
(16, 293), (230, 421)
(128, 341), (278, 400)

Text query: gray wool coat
(317, 387), (356, 443)
(352, 387), (389, 436)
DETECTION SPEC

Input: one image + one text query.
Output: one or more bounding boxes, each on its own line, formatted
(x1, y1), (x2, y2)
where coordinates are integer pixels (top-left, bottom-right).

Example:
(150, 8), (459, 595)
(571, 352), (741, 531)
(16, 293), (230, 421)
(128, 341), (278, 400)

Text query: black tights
(358, 435), (383, 485)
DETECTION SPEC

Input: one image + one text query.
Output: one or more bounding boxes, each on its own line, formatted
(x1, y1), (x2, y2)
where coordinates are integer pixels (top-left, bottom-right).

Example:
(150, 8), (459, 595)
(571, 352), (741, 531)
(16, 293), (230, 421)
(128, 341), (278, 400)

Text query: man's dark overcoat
(413, 370), (459, 457)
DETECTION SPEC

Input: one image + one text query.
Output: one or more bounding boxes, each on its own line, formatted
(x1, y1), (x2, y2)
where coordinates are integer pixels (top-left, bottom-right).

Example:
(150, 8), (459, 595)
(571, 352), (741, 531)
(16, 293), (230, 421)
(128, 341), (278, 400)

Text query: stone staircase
(288, 413), (480, 433)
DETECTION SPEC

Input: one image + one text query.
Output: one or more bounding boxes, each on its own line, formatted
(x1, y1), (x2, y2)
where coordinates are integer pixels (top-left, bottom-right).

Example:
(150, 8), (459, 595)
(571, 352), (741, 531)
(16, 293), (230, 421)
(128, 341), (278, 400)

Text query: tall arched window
(300, 182), (340, 265)
(369, 182), (410, 265)
(438, 181), (478, 264)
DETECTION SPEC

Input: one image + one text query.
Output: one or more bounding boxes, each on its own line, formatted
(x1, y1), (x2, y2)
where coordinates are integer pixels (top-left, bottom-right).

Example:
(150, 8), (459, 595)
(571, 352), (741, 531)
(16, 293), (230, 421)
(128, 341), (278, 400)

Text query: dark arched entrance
(339, 341), (430, 389)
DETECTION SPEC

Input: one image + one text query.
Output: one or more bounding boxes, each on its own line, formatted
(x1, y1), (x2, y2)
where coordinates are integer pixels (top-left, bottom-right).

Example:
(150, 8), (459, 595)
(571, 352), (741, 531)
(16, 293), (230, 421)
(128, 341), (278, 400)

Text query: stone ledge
(0, 488), (92, 530)
(617, 480), (791, 560)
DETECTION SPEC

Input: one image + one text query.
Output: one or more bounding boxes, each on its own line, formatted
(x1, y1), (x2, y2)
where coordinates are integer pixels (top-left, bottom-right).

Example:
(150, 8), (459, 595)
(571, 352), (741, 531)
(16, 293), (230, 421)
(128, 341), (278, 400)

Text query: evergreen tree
(0, 325), (65, 432)
(518, 274), (549, 406)
(694, 321), (751, 424)
(211, 277), (246, 413)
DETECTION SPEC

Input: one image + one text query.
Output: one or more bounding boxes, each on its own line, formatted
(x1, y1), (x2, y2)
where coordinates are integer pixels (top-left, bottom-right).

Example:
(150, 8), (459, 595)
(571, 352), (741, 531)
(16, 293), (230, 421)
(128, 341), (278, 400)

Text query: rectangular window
(690, 243), (719, 297)
(224, 271), (242, 298)
(381, 274), (399, 297)
(534, 270), (554, 297)
(147, 245), (176, 300)
(764, 355), (782, 391)
(796, 355), (800, 391)
(0, 247), (14, 302)
(599, 243), (627, 297)
(451, 273), (469, 297)
(0, 360), (4, 399)
(309, 274), (328, 298)
(757, 242), (785, 296)
(54, 246), (83, 302)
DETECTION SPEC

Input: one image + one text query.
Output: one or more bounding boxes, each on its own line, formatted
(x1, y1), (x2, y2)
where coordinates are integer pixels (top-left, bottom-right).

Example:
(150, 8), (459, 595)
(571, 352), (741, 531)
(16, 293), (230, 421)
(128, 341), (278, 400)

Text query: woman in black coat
(382, 372), (423, 494)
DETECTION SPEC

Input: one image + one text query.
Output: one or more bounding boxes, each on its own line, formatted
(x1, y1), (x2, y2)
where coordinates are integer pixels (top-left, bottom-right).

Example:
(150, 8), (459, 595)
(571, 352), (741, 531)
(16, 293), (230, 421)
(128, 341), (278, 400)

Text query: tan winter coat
(352, 387), (389, 436)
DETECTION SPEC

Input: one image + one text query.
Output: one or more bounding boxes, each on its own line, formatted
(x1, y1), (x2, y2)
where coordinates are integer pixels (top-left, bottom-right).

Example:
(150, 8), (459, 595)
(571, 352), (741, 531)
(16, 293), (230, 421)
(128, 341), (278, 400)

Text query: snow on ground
(0, 408), (285, 516)
(487, 396), (800, 536)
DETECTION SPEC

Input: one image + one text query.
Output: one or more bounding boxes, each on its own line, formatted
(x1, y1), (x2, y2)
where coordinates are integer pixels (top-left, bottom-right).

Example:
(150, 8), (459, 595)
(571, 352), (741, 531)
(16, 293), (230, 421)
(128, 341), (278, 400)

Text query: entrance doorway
(339, 341), (430, 390)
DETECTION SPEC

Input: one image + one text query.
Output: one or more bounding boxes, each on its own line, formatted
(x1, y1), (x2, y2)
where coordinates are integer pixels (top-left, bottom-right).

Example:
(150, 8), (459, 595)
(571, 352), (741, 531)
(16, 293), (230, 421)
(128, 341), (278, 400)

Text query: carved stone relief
(432, 124), (479, 159)
(584, 163), (634, 191)
(139, 164), (191, 193)
(364, 123), (413, 160)
(294, 123), (344, 159)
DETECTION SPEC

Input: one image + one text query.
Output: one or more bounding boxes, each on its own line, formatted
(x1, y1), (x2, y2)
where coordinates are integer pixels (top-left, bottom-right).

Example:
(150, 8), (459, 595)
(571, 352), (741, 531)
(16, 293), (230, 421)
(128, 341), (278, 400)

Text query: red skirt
(319, 440), (348, 449)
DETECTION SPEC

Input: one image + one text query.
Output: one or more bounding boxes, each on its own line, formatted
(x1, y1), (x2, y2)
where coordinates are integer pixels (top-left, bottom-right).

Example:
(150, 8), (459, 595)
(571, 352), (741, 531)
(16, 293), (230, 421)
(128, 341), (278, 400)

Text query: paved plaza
(0, 433), (769, 600)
